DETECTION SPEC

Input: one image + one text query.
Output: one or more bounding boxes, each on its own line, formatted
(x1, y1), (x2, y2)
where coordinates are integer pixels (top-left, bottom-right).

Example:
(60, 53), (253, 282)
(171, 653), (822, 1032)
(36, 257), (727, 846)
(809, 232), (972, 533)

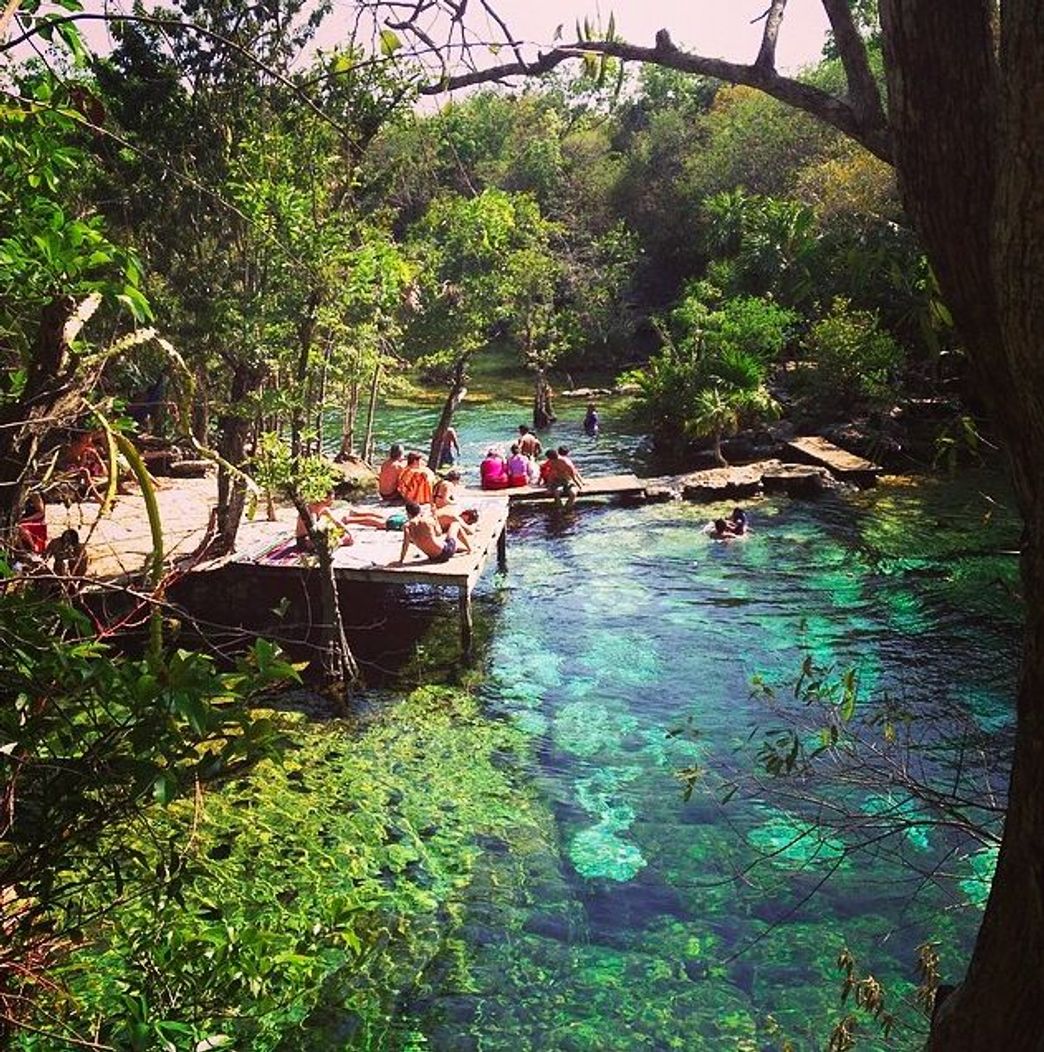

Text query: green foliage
(0, 589), (298, 1039)
(14, 687), (540, 1050)
(797, 297), (904, 409)
(625, 284), (793, 450)
(404, 188), (577, 374)
(704, 189), (821, 307)
(687, 84), (839, 200)
(0, 97), (151, 363)
(250, 432), (339, 509)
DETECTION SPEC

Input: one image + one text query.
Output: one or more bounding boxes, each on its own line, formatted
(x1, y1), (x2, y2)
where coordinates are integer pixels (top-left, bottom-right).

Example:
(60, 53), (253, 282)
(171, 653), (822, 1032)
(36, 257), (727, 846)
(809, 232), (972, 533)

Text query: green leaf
(152, 772), (178, 805)
(840, 670), (857, 722)
(379, 29), (401, 57)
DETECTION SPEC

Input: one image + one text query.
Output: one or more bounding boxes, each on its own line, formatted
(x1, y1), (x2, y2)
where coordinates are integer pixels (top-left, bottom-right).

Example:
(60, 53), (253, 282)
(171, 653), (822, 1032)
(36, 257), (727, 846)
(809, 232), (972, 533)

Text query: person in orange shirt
(396, 451), (436, 506)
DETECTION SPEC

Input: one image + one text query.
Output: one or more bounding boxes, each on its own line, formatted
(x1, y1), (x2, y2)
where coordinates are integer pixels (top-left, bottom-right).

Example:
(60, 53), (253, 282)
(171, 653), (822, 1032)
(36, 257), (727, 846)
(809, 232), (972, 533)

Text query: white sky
(8, 1), (829, 83)
(463, 1), (830, 72)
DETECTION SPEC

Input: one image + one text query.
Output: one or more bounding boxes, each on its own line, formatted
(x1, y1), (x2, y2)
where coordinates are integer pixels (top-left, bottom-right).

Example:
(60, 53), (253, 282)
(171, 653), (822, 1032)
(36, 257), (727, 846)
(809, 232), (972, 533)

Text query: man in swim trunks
(394, 501), (472, 564)
(543, 449), (584, 509)
(517, 425), (542, 458)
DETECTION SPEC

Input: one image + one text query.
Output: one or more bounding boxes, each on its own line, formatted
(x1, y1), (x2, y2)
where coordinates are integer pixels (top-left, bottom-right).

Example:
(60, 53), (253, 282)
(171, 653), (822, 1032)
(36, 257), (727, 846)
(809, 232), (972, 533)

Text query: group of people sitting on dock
(477, 427), (585, 509)
(295, 444), (480, 564)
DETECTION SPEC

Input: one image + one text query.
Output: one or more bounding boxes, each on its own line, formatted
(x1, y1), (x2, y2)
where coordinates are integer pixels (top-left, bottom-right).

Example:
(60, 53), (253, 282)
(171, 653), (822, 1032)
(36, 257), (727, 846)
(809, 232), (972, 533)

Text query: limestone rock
(678, 462), (772, 502)
(761, 462), (832, 498)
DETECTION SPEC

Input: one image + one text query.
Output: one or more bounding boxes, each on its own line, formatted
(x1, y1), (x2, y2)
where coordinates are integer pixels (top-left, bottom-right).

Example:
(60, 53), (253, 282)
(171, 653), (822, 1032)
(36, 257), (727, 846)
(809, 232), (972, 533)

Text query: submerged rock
(569, 821), (647, 882)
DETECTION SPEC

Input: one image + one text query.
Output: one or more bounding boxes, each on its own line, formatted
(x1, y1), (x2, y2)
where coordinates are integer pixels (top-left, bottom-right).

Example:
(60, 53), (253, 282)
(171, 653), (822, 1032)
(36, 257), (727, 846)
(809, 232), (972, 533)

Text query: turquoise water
(359, 400), (1021, 1049)
(360, 395), (651, 481)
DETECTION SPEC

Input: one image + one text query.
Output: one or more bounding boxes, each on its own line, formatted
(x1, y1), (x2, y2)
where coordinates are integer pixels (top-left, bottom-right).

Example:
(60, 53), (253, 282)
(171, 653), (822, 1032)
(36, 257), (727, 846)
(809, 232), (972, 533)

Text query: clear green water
(353, 401), (1021, 1049)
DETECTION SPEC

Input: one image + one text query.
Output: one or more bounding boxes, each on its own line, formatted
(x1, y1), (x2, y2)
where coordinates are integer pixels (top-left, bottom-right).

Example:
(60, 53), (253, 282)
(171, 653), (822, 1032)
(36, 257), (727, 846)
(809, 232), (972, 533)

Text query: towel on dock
(256, 537), (304, 565)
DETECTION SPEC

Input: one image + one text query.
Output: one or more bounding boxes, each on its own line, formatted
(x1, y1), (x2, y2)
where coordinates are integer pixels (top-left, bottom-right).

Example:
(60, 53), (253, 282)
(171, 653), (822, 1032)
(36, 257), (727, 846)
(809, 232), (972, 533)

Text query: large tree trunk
(879, 3), (1044, 1046)
(428, 353), (470, 467)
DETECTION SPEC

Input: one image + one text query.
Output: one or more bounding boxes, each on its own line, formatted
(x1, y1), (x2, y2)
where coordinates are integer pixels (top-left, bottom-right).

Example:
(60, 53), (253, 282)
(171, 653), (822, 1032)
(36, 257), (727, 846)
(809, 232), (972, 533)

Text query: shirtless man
(517, 424), (542, 458)
(543, 449), (583, 509)
(377, 444), (406, 501)
(394, 501), (471, 564)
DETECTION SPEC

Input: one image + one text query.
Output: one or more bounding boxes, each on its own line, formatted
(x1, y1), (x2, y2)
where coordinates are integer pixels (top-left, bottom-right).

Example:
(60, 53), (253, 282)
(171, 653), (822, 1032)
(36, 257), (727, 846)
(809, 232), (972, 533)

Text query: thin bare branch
(418, 35), (893, 162)
(478, 0), (525, 69)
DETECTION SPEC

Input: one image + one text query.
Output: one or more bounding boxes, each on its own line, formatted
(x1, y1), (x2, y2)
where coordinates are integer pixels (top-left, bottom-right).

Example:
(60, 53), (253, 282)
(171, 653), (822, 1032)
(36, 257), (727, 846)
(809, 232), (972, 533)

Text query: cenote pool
(50, 401), (1021, 1051)
(322, 400), (1020, 1049)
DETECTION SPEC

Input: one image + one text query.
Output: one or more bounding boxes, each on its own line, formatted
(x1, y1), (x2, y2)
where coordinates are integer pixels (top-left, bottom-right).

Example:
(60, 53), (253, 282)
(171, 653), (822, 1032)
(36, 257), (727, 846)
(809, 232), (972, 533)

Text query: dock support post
(459, 585), (473, 657)
(497, 524), (507, 573)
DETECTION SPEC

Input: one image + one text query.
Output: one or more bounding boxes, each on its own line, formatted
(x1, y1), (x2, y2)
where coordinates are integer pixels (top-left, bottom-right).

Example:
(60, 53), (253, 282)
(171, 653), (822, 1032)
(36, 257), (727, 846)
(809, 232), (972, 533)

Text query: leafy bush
(797, 298), (904, 409)
(624, 285), (793, 454)
(0, 589), (298, 1045)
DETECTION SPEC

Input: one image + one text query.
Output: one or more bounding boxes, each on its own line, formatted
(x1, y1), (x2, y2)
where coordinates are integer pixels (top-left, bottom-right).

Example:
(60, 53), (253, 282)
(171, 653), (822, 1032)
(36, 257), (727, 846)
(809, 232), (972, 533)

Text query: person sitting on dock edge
(506, 444), (530, 488)
(557, 446), (585, 487)
(480, 447), (510, 490)
(378, 444), (406, 501)
(394, 501), (472, 564)
(433, 470), (461, 510)
(543, 449), (583, 509)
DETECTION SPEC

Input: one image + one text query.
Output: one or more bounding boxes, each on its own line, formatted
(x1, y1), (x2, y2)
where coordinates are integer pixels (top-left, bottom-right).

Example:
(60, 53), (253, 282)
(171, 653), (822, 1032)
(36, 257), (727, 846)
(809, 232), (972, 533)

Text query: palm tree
(688, 354), (779, 466)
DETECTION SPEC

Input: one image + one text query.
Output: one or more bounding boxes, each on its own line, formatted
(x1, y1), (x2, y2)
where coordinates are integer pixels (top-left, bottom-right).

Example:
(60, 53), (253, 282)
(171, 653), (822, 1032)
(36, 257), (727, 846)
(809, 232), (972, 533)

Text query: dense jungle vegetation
(1, 1), (1040, 1048)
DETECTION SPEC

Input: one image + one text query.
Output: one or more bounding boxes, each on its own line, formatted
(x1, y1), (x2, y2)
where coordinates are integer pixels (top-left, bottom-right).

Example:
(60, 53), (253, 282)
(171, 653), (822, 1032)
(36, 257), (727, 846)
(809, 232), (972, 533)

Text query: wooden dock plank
(463, 473), (646, 504)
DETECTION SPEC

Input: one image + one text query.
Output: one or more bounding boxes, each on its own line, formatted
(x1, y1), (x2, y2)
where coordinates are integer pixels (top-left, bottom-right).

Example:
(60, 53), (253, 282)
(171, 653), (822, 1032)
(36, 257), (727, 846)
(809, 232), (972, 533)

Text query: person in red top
(16, 492), (47, 554)
(543, 449), (583, 509)
(396, 452), (436, 506)
(538, 450), (555, 486)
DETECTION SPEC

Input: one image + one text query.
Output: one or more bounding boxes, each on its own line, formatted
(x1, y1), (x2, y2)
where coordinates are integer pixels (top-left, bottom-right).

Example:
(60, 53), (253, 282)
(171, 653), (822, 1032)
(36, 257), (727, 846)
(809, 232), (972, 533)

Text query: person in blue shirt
(583, 402), (600, 436)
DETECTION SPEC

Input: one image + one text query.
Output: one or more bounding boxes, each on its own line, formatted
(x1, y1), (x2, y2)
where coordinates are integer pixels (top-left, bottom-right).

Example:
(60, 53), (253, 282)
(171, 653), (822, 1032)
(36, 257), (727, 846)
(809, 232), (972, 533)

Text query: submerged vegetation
(15, 687), (545, 1049)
